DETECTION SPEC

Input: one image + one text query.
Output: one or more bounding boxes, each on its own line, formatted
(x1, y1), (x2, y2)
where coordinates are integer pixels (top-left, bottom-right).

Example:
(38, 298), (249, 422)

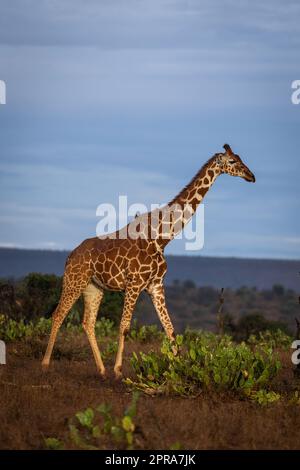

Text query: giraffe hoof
(114, 370), (123, 381)
(41, 362), (50, 372)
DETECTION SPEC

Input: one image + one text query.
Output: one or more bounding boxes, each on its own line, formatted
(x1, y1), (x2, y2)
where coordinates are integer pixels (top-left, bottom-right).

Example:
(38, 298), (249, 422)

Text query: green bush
(248, 329), (292, 351)
(235, 314), (290, 341)
(101, 340), (118, 360)
(251, 390), (281, 406)
(94, 317), (115, 338)
(126, 332), (281, 398)
(18, 273), (62, 320)
(0, 314), (116, 343)
(0, 273), (124, 325)
(101, 291), (124, 324)
(129, 320), (163, 342)
(44, 437), (64, 450)
(0, 314), (52, 342)
(67, 392), (139, 450)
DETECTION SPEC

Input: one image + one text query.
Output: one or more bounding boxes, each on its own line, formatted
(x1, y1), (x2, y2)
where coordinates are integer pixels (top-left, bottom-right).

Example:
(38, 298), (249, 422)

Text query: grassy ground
(0, 331), (300, 450)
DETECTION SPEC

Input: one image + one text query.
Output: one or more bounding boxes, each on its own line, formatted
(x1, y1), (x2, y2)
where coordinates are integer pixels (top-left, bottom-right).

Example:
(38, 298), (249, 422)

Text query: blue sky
(0, 0), (299, 259)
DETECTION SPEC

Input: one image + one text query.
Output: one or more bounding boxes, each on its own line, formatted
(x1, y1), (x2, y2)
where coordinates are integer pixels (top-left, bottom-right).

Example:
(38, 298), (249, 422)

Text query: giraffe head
(215, 144), (256, 183)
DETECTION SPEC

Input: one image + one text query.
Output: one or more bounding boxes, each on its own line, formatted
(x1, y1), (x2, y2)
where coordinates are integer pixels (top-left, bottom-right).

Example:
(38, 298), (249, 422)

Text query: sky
(0, 0), (299, 259)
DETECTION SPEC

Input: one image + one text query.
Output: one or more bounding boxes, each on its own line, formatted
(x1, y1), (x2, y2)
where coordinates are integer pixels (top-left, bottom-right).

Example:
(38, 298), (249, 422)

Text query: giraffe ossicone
(42, 143), (255, 379)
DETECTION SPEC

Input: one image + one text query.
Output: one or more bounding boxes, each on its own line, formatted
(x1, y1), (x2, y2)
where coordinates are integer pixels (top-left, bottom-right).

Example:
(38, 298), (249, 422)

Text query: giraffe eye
(229, 159), (236, 164)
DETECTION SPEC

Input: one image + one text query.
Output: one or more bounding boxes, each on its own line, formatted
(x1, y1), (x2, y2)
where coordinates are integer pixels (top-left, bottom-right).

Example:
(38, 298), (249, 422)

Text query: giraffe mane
(168, 154), (217, 206)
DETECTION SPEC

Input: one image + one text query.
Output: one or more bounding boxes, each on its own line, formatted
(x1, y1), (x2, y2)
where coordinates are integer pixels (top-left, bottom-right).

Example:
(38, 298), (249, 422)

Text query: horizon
(0, 245), (299, 263)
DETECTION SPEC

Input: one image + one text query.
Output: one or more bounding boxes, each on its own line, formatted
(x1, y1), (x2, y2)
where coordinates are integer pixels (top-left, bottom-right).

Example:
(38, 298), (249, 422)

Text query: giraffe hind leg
(42, 286), (82, 369)
(82, 283), (106, 376)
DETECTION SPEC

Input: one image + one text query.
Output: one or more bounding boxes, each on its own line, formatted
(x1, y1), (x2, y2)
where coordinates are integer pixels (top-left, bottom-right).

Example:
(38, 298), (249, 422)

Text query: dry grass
(0, 332), (300, 450)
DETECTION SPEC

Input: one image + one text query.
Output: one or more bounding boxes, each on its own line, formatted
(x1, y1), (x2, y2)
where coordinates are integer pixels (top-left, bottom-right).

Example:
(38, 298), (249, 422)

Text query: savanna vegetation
(0, 273), (300, 450)
(1, 273), (298, 333)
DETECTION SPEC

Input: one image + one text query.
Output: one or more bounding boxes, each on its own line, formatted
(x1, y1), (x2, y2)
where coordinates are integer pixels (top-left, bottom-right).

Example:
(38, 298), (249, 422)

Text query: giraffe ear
(223, 144), (233, 156)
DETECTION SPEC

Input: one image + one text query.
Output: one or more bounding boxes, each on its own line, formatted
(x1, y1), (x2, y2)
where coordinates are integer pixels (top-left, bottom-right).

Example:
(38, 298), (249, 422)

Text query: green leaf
(122, 415), (135, 432)
(176, 335), (183, 346)
(125, 392), (139, 418)
(126, 431), (133, 446)
(69, 424), (82, 446)
(111, 425), (123, 441)
(214, 373), (221, 384)
(189, 348), (196, 361)
(170, 441), (182, 450)
(92, 425), (101, 438)
(44, 437), (64, 450)
(76, 408), (94, 428)
(97, 403), (111, 415)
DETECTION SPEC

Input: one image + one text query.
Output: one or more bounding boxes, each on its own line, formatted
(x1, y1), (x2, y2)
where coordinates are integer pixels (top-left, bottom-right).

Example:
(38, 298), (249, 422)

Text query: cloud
(0, 1), (299, 48)
(0, 0), (299, 258)
(0, 159), (177, 249)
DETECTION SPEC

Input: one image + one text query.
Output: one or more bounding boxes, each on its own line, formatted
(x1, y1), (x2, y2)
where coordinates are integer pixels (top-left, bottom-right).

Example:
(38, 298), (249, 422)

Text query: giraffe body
(42, 144), (255, 378)
(70, 236), (167, 293)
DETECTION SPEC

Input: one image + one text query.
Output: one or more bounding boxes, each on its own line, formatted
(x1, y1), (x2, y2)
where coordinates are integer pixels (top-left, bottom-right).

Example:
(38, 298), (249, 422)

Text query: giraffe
(42, 143), (255, 379)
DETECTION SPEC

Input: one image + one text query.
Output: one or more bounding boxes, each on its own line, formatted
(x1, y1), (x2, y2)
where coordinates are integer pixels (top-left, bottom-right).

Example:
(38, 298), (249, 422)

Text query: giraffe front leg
(114, 287), (140, 380)
(148, 283), (178, 355)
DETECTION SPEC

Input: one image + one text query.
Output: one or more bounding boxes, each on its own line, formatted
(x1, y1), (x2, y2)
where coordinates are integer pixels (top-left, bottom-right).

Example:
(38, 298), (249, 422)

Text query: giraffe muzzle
(246, 173), (255, 183)
(244, 169), (256, 183)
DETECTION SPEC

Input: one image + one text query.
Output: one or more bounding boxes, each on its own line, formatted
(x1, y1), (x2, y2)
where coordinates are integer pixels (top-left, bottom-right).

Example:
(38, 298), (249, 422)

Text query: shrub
(67, 392), (140, 450)
(0, 314), (52, 342)
(94, 317), (115, 338)
(0, 313), (118, 343)
(44, 437), (64, 450)
(251, 390), (281, 406)
(101, 291), (124, 324)
(126, 332), (281, 398)
(18, 273), (62, 320)
(235, 314), (289, 341)
(129, 320), (163, 342)
(0, 280), (18, 318)
(0, 273), (124, 325)
(101, 340), (118, 360)
(248, 329), (292, 351)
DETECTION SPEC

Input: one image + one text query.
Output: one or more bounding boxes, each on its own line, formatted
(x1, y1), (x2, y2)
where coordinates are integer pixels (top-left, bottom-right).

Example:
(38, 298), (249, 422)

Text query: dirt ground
(0, 332), (300, 450)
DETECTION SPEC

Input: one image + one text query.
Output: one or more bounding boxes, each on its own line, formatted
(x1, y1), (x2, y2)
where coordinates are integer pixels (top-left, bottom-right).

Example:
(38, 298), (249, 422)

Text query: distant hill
(0, 247), (299, 291)
(166, 255), (300, 291)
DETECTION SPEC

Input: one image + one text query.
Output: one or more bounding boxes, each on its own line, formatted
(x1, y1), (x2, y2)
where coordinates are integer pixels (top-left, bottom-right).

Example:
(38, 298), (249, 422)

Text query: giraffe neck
(155, 155), (221, 249)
